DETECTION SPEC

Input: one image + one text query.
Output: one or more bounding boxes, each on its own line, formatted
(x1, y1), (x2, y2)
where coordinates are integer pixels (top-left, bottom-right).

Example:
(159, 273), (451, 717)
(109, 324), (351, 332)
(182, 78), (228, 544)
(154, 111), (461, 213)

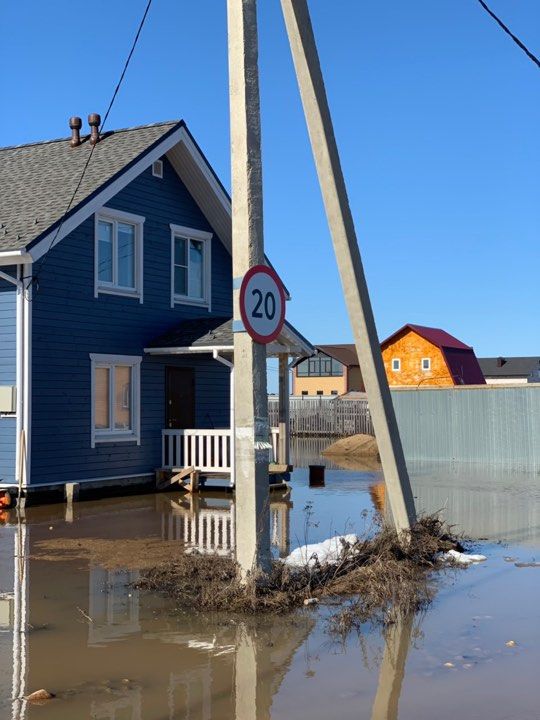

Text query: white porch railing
(162, 428), (280, 471)
(162, 429), (232, 472)
(270, 427), (279, 464)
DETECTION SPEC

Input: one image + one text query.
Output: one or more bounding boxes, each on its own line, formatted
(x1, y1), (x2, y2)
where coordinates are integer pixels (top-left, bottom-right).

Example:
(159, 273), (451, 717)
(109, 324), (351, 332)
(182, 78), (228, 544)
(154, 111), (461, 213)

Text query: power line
(28, 0), (153, 296)
(475, 0), (540, 70)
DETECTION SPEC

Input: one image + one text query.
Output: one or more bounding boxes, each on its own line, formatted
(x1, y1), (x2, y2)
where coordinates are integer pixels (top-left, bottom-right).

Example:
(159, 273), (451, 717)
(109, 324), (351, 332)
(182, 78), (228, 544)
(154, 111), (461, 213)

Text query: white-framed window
(421, 357), (431, 371)
(95, 208), (145, 302)
(152, 159), (163, 178)
(392, 358), (401, 372)
(90, 354), (142, 447)
(170, 224), (212, 309)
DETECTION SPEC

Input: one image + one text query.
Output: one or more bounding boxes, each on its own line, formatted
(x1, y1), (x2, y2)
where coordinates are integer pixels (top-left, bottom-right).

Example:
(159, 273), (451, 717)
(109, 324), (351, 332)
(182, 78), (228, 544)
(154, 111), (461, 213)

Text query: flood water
(1, 439), (539, 719)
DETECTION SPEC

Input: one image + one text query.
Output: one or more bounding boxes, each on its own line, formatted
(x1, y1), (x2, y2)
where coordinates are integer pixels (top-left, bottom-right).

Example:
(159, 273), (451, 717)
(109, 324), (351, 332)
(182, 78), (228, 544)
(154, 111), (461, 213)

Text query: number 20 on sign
(239, 265), (286, 344)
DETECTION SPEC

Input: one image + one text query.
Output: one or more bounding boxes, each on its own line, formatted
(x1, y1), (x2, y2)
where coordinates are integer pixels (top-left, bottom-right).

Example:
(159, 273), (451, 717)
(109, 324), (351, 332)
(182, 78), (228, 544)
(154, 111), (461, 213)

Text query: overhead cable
(476, 0), (540, 70)
(29, 0), (153, 295)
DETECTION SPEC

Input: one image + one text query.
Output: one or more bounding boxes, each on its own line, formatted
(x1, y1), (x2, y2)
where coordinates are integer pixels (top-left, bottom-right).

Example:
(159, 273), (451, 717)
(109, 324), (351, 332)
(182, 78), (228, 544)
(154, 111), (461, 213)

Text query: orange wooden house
(381, 324), (485, 387)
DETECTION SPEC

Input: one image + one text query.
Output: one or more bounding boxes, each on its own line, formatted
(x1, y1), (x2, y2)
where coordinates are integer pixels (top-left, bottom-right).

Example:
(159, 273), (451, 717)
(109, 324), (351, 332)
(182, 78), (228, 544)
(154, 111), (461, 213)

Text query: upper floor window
(296, 353), (343, 377)
(421, 358), (431, 371)
(170, 224), (212, 308)
(90, 354), (142, 447)
(392, 358), (401, 372)
(95, 208), (144, 302)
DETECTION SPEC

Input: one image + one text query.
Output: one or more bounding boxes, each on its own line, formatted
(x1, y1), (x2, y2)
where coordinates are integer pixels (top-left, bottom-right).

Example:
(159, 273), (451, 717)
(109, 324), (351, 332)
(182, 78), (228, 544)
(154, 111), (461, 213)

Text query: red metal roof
(443, 348), (486, 385)
(381, 324), (472, 350)
(380, 323), (485, 385)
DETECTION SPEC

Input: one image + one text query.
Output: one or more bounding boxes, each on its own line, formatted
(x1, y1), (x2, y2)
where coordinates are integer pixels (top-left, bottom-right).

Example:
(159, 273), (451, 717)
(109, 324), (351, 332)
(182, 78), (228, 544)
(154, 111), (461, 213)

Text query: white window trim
(392, 358), (401, 372)
(94, 207), (145, 303)
(421, 357), (431, 371)
(170, 224), (212, 310)
(90, 353), (142, 448)
(152, 159), (164, 178)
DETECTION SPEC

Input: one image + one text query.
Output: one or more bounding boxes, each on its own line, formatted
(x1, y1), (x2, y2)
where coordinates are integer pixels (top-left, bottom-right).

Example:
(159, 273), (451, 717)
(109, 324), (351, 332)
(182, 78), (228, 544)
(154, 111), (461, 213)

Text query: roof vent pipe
(69, 116), (82, 147)
(88, 113), (101, 145)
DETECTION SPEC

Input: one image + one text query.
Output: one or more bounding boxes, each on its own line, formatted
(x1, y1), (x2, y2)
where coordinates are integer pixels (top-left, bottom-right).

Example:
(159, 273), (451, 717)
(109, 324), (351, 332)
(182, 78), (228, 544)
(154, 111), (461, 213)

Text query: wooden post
(280, 0), (416, 533)
(277, 354), (290, 465)
(227, 0), (271, 579)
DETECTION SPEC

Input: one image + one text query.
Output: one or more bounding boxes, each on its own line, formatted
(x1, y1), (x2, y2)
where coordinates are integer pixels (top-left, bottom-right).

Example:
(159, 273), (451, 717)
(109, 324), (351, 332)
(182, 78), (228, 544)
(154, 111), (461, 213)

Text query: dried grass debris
(137, 515), (463, 630)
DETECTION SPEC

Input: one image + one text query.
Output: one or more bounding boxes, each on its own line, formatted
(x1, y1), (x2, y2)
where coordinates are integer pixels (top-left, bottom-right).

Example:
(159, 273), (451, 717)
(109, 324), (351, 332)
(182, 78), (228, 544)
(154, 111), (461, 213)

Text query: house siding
(292, 373), (347, 396)
(0, 269), (17, 484)
(382, 329), (453, 387)
(30, 159), (232, 486)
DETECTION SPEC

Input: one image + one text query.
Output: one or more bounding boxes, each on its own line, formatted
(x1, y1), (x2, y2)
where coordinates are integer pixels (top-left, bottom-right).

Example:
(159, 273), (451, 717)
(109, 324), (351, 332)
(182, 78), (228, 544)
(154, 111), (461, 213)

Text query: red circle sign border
(239, 264), (286, 345)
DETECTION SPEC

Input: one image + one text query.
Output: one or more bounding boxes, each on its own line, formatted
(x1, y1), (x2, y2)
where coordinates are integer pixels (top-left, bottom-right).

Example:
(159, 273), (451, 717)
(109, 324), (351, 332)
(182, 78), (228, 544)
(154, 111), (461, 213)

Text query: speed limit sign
(239, 265), (286, 344)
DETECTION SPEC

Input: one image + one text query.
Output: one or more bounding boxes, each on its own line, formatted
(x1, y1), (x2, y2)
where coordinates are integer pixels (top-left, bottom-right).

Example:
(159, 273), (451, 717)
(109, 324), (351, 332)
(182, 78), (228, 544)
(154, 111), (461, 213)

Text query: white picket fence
(268, 397), (374, 437)
(162, 428), (280, 471)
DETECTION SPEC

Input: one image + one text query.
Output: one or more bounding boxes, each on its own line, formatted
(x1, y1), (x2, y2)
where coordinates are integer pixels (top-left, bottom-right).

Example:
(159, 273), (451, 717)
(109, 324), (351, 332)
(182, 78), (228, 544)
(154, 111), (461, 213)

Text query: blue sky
(1, 0), (539, 367)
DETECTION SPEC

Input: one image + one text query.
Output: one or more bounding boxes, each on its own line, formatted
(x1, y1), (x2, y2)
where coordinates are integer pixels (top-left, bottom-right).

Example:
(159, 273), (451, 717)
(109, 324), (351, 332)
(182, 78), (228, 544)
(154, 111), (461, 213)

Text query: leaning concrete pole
(280, 0), (416, 532)
(227, 0), (272, 577)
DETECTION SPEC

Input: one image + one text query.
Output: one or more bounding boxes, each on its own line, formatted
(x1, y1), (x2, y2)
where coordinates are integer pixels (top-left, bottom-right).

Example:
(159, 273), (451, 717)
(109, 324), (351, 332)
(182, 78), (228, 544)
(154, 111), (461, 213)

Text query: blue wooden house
(0, 119), (312, 501)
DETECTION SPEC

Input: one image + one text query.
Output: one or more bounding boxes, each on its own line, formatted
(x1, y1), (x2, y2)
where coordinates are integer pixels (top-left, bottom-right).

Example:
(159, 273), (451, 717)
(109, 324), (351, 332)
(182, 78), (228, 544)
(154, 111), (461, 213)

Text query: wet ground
(1, 439), (539, 719)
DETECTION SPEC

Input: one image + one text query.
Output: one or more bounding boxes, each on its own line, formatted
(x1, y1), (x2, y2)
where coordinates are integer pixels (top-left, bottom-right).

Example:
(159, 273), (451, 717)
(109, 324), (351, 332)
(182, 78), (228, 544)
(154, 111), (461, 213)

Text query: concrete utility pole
(280, 0), (416, 532)
(227, 0), (271, 578)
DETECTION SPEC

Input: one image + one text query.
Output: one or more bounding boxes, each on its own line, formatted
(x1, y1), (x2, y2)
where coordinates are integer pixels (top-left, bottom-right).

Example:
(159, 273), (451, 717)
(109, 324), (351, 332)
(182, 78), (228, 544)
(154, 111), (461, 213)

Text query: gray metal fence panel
(391, 385), (540, 471)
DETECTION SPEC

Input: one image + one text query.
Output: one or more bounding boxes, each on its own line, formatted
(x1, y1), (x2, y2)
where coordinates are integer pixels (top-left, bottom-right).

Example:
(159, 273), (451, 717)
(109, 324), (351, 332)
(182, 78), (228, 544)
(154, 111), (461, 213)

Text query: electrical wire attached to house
(475, 0), (540, 70)
(27, 0), (153, 298)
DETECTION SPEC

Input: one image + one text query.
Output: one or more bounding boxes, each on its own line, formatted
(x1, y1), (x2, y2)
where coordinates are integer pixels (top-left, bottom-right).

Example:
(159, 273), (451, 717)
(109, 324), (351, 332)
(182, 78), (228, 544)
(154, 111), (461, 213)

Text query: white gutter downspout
(213, 350), (235, 487)
(0, 268), (25, 495)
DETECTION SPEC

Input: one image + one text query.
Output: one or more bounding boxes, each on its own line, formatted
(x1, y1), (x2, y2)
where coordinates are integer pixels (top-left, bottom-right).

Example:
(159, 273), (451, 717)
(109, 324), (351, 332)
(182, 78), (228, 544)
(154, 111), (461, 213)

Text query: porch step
(156, 466), (199, 492)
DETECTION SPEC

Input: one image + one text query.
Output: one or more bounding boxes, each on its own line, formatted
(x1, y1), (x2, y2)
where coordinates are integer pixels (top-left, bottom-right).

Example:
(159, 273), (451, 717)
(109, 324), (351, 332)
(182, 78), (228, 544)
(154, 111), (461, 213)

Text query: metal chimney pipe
(88, 113), (101, 145)
(69, 116), (82, 147)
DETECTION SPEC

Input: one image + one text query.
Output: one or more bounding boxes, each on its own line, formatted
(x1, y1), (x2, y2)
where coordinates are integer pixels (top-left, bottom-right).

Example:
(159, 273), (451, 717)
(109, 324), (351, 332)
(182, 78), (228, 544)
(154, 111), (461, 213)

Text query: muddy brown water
(1, 443), (540, 719)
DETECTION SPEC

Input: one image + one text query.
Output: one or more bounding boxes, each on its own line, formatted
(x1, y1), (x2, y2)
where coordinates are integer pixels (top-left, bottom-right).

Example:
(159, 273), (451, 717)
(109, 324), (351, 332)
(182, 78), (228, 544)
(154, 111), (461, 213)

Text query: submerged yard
(1, 440), (539, 719)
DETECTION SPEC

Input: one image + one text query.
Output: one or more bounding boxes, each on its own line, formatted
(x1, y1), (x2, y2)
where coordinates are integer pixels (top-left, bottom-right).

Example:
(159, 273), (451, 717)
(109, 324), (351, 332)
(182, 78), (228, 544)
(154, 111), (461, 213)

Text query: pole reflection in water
(11, 511), (29, 720)
(370, 614), (413, 720)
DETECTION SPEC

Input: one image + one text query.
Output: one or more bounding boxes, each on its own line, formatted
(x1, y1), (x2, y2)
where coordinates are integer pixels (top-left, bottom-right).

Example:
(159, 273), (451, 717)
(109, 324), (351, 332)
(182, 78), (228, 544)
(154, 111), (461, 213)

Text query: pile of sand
(323, 433), (379, 459)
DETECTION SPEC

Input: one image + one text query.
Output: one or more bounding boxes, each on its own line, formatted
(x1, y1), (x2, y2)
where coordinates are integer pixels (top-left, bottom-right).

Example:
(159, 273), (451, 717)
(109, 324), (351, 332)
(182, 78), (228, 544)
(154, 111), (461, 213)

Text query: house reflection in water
(157, 493), (292, 558)
(1, 491), (298, 720)
(367, 463), (540, 547)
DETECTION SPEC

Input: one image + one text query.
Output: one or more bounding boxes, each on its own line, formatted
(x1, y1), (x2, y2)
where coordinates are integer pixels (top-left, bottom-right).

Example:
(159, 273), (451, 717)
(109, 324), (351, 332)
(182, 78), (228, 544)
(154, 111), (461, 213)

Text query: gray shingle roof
(478, 357), (540, 378)
(0, 120), (180, 252)
(149, 317), (234, 349)
(148, 316), (314, 356)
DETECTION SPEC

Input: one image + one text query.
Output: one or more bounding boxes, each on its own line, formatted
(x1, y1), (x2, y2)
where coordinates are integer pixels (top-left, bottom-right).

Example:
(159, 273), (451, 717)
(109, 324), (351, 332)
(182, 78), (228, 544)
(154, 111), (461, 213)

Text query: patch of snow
(284, 534), (359, 568)
(442, 549), (487, 565)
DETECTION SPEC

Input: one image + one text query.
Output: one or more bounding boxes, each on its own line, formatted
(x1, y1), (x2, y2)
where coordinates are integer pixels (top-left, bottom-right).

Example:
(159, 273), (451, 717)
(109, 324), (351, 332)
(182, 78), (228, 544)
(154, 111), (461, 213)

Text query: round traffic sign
(239, 265), (286, 344)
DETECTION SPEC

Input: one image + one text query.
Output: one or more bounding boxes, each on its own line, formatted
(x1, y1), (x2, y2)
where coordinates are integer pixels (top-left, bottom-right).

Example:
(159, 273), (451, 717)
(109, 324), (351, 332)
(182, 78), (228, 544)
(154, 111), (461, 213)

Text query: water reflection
(290, 437), (540, 545)
(156, 493), (292, 558)
(4, 495), (416, 720)
(370, 615), (413, 720)
(0, 495), (303, 720)
(1, 440), (540, 719)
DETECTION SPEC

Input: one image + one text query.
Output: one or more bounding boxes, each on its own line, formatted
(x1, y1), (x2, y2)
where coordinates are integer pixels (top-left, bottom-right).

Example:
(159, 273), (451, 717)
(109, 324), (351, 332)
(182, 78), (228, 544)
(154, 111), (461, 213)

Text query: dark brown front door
(166, 367), (195, 429)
